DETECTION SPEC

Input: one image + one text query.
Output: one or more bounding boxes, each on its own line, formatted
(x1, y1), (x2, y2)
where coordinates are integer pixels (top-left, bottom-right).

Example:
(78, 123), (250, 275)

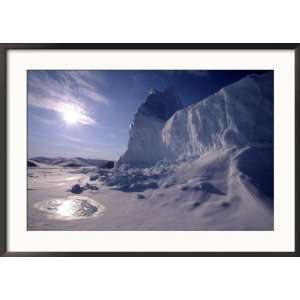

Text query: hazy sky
(28, 70), (266, 160)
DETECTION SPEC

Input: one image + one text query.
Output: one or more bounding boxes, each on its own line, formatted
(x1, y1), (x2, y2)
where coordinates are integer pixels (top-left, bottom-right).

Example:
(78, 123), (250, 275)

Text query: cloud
(28, 111), (56, 125)
(59, 71), (109, 104)
(60, 134), (84, 143)
(60, 134), (119, 149)
(27, 70), (110, 125)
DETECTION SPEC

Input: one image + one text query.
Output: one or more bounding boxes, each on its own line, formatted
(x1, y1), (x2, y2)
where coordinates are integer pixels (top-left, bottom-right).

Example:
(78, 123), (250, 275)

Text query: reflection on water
(34, 196), (105, 220)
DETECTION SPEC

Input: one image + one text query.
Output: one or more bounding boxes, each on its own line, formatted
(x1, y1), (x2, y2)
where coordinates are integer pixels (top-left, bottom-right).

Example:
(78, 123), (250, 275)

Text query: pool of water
(34, 196), (105, 220)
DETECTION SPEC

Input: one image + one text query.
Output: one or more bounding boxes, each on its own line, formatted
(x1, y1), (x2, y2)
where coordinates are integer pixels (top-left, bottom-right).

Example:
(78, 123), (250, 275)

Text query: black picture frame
(1, 43), (299, 257)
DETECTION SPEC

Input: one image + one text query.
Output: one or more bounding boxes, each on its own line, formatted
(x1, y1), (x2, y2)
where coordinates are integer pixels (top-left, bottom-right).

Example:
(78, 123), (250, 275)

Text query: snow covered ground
(28, 145), (273, 230)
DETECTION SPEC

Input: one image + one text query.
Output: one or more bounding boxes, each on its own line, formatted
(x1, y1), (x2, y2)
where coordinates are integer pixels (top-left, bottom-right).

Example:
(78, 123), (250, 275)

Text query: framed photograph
(0, 44), (299, 256)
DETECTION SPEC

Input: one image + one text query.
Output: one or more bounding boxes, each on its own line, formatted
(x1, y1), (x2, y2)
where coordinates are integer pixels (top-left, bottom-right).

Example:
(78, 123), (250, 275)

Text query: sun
(58, 102), (94, 126)
(60, 104), (82, 125)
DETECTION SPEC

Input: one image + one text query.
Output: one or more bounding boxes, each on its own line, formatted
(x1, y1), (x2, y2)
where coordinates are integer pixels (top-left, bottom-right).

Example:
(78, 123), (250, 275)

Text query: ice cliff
(117, 87), (183, 166)
(117, 72), (273, 166)
(162, 72), (273, 160)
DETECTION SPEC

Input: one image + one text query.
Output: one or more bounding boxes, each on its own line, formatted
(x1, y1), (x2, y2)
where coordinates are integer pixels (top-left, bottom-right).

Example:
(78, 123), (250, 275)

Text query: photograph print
(27, 70), (274, 231)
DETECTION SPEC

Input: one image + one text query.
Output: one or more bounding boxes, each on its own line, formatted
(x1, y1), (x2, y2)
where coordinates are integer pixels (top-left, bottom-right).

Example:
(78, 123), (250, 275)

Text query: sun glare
(60, 104), (82, 125)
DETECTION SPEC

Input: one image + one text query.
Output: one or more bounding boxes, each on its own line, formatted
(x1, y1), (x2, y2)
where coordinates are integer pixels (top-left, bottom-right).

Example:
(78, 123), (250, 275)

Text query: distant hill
(30, 157), (115, 168)
(27, 160), (38, 167)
